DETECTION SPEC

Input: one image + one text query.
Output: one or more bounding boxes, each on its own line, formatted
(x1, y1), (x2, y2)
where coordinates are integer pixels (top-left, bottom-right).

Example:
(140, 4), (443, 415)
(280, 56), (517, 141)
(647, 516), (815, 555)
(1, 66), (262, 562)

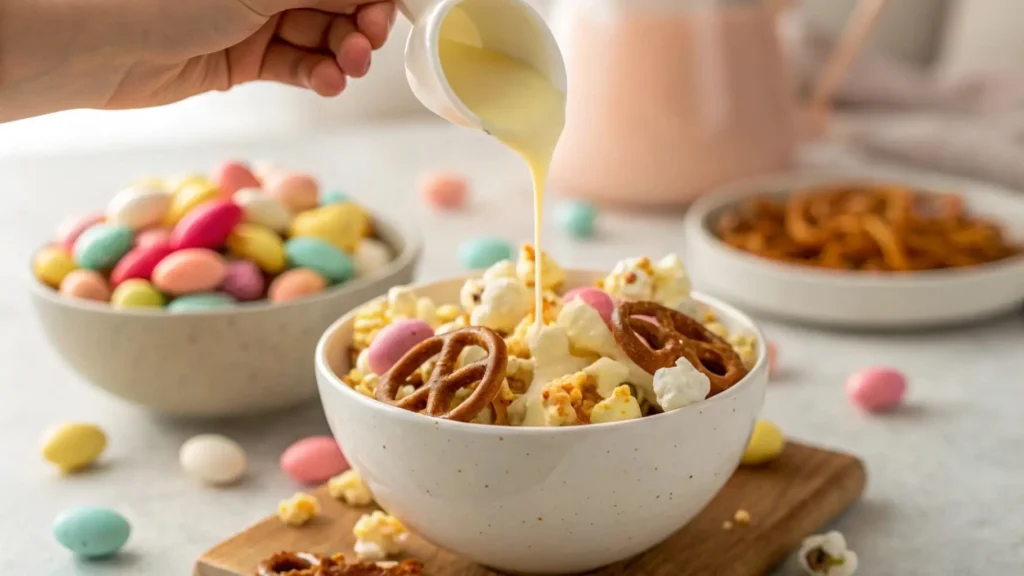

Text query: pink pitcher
(548, 0), (887, 208)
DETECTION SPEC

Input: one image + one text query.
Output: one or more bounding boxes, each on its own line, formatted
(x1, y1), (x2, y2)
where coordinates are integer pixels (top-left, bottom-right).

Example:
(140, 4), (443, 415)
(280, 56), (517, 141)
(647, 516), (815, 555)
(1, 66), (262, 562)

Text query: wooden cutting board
(196, 442), (865, 576)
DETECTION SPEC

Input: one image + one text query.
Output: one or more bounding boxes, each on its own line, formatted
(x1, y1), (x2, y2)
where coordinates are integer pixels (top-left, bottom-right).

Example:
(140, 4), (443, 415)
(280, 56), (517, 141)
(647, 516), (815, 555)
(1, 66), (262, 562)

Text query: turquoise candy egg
(556, 200), (598, 239)
(73, 225), (134, 270)
(459, 237), (513, 269)
(320, 190), (350, 205)
(167, 292), (236, 313)
(53, 506), (131, 558)
(285, 237), (354, 284)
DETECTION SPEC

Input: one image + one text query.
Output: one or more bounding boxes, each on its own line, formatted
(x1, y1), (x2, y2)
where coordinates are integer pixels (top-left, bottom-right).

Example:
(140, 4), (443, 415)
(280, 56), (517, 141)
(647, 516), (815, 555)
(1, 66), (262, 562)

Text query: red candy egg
(110, 241), (173, 287)
(280, 436), (349, 484)
(135, 227), (172, 248)
(170, 200), (243, 250)
(212, 161), (260, 200)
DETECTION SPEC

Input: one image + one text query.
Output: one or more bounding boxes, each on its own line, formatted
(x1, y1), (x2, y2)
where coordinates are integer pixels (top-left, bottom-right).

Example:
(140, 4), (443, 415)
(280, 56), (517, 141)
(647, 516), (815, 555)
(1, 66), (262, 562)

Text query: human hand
(0, 0), (397, 122)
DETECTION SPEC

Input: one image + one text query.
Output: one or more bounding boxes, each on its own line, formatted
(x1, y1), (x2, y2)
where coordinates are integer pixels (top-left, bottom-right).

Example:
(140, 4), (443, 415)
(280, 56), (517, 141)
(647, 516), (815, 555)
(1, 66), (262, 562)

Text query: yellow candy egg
(226, 223), (286, 273)
(33, 246), (77, 288)
(741, 420), (786, 466)
(289, 204), (369, 253)
(111, 279), (165, 309)
(164, 179), (219, 226)
(41, 423), (107, 472)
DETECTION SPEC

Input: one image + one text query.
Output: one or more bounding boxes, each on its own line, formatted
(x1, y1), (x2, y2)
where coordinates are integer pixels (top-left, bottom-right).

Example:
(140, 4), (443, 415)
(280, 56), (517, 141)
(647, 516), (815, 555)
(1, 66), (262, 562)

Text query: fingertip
(310, 60), (347, 96)
(337, 33), (373, 78)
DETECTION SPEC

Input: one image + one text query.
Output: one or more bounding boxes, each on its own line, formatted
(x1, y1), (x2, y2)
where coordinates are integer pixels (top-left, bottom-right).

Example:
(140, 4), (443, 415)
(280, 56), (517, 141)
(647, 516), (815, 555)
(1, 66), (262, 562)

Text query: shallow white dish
(316, 271), (768, 575)
(684, 169), (1024, 329)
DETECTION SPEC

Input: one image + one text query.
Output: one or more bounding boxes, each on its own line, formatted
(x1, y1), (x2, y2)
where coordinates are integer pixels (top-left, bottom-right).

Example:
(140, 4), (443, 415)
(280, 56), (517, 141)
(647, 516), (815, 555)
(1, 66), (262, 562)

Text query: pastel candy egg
(234, 188), (291, 233)
(164, 179), (219, 225)
(33, 246), (77, 288)
(280, 436), (349, 484)
(227, 223), (286, 273)
(211, 161), (260, 200)
(169, 199), (243, 250)
(741, 420), (786, 466)
(353, 237), (392, 277)
(59, 270), (111, 302)
(41, 422), (107, 472)
(220, 260), (266, 301)
(152, 248), (226, 295)
(111, 279), (165, 309)
(167, 292), (236, 313)
(135, 227), (172, 248)
(110, 241), (173, 286)
(53, 506), (130, 558)
(253, 161), (287, 184)
(268, 268), (327, 303)
(289, 204), (368, 253)
(320, 190), (349, 205)
(107, 183), (172, 230)
(562, 287), (614, 327)
(767, 341), (779, 376)
(179, 434), (247, 486)
(419, 172), (469, 209)
(73, 224), (134, 270)
(267, 173), (319, 213)
(459, 237), (513, 270)
(367, 319), (434, 374)
(56, 213), (104, 253)
(555, 200), (597, 239)
(847, 367), (906, 413)
(285, 237), (354, 284)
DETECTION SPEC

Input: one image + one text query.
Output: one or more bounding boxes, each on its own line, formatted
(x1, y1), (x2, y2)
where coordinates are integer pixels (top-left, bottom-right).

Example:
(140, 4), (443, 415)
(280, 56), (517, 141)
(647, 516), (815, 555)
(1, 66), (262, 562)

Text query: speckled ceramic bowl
(30, 216), (421, 418)
(316, 271), (768, 574)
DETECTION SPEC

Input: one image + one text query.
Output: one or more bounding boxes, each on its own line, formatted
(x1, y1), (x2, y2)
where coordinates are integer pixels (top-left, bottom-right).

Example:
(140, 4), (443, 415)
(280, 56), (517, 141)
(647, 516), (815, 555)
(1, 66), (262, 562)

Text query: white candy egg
(233, 188), (291, 233)
(107, 184), (171, 229)
(354, 238), (392, 277)
(179, 434), (247, 486)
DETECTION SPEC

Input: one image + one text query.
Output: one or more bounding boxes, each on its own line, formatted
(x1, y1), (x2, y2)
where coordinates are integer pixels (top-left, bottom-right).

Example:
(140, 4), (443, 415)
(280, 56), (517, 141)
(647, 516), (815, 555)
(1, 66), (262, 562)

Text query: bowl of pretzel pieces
(315, 258), (768, 574)
(684, 170), (1024, 329)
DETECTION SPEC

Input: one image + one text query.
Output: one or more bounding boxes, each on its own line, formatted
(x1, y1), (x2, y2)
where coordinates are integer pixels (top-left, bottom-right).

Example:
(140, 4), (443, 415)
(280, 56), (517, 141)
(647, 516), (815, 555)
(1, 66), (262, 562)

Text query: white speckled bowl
(30, 216), (421, 418)
(316, 271), (768, 575)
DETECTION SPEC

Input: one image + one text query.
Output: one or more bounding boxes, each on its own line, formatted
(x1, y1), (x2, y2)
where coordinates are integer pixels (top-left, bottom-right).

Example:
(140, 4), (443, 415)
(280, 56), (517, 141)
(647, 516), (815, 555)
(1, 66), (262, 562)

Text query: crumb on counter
(734, 509), (751, 525)
(329, 470), (374, 507)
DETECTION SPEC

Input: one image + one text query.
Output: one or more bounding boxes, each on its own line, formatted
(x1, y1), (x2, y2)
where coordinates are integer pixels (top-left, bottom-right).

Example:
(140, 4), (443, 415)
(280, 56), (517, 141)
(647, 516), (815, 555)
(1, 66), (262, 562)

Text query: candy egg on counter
(164, 179), (219, 226)
(227, 223), (286, 274)
(33, 246), (77, 288)
(289, 203), (368, 253)
(152, 248), (227, 295)
(459, 237), (513, 270)
(419, 171), (469, 210)
(767, 341), (779, 377)
(41, 422), (107, 472)
(109, 241), (173, 286)
(56, 213), (104, 253)
(741, 420), (786, 466)
(111, 279), (165, 309)
(281, 436), (349, 485)
(320, 190), (349, 206)
(73, 224), (134, 271)
(211, 161), (260, 200)
(562, 287), (615, 327)
(234, 188), (291, 233)
(367, 319), (434, 375)
(267, 173), (319, 213)
(170, 199), (243, 250)
(134, 227), (172, 248)
(285, 237), (354, 284)
(167, 292), (236, 313)
(268, 268), (327, 303)
(220, 260), (266, 301)
(179, 434), (247, 486)
(53, 506), (131, 558)
(59, 270), (111, 302)
(847, 367), (906, 413)
(106, 183), (171, 230)
(556, 200), (597, 239)
(353, 237), (392, 277)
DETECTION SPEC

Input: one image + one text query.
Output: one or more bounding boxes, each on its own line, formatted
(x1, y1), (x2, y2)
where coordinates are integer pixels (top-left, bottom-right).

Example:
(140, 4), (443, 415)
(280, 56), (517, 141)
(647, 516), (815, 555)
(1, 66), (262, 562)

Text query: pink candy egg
(220, 260), (265, 301)
(135, 227), (172, 248)
(767, 341), (779, 376)
(268, 268), (326, 303)
(151, 248), (226, 295)
(280, 436), (349, 484)
(267, 173), (319, 213)
(110, 241), (173, 287)
(419, 172), (469, 209)
(59, 269), (111, 302)
(367, 319), (434, 375)
(562, 287), (615, 327)
(57, 213), (104, 253)
(847, 367), (906, 413)
(169, 199), (243, 250)
(211, 161), (260, 200)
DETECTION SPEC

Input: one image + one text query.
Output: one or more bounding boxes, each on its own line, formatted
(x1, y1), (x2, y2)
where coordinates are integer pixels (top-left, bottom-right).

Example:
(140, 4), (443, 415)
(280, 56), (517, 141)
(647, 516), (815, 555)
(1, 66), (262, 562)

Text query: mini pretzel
(257, 551), (324, 576)
(612, 301), (748, 396)
(376, 327), (508, 422)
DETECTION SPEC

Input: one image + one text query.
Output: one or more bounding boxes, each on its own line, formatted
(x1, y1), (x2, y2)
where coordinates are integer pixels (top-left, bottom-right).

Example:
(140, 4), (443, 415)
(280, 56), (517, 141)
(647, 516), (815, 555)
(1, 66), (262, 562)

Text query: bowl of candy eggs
(29, 162), (421, 417)
(315, 248), (767, 574)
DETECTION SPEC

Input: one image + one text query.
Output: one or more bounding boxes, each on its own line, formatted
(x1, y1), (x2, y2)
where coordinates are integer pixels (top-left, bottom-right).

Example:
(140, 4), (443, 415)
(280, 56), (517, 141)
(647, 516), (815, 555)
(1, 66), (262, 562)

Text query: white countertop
(2, 122), (1022, 575)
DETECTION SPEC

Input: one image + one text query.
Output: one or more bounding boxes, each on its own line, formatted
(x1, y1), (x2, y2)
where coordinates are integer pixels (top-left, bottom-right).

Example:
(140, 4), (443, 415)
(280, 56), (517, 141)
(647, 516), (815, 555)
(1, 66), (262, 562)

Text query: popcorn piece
(734, 509), (751, 525)
(590, 385), (642, 424)
(354, 374), (380, 398)
(518, 326), (591, 426)
(354, 297), (389, 350)
(356, 349), (373, 375)
(505, 356), (534, 394)
(458, 345), (488, 367)
(729, 332), (759, 369)
(798, 531), (858, 576)
(415, 297), (438, 327)
(653, 357), (711, 411)
(599, 257), (656, 302)
(505, 336), (531, 359)
(582, 357), (630, 398)
(483, 259), (517, 281)
(329, 470), (374, 506)
(387, 286), (418, 319)
(436, 314), (469, 335)
(516, 245), (566, 291)
(540, 372), (603, 426)
(396, 384), (416, 401)
(459, 278), (485, 311)
(277, 492), (320, 526)
(436, 304), (462, 323)
(652, 254), (696, 314)
(353, 511), (409, 561)
(470, 277), (532, 333)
